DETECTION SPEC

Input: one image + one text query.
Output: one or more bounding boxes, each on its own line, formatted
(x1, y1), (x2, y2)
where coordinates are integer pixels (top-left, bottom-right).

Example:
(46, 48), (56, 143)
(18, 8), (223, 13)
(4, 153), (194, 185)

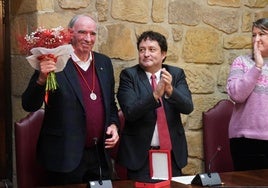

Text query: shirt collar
(71, 52), (92, 71)
(145, 69), (162, 81)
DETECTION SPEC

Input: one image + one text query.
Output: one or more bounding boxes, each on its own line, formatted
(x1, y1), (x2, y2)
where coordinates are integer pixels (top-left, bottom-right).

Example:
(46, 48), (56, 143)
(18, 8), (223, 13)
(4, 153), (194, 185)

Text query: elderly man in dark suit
(117, 31), (193, 180)
(22, 14), (119, 185)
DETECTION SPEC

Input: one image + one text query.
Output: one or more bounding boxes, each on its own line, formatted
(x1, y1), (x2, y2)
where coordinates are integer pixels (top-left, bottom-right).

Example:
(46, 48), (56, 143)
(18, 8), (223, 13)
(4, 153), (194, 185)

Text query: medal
(90, 92), (97, 100)
(73, 53), (98, 101)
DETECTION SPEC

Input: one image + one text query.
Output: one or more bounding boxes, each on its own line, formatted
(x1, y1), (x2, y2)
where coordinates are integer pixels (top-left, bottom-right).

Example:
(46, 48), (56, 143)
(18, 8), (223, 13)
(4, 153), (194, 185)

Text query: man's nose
(255, 34), (261, 41)
(144, 50), (150, 56)
(84, 34), (93, 41)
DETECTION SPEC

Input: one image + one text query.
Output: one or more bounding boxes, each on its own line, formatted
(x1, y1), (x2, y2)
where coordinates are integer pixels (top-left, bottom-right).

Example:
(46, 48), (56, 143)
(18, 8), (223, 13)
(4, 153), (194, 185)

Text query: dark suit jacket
(117, 64), (193, 171)
(22, 52), (119, 173)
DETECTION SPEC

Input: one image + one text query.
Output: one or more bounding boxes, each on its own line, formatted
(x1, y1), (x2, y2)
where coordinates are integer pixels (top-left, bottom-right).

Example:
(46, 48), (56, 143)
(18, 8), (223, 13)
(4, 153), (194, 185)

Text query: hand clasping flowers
(19, 26), (73, 104)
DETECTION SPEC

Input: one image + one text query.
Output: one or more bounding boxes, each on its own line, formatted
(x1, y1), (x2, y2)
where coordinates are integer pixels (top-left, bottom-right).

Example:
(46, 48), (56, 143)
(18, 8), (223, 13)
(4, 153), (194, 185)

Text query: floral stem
(45, 71), (58, 104)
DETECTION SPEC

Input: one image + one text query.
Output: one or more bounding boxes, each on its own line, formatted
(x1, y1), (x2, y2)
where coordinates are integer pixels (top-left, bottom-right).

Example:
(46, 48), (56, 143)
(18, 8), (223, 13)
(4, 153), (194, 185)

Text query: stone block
(208, 0), (240, 7)
(186, 131), (203, 159)
(96, 0), (108, 21)
(111, 0), (149, 23)
(245, 0), (268, 8)
(203, 9), (239, 34)
(99, 24), (136, 60)
(168, 0), (201, 26)
(58, 0), (90, 9)
(224, 34), (252, 49)
(152, 0), (166, 23)
(11, 55), (33, 96)
(183, 28), (222, 64)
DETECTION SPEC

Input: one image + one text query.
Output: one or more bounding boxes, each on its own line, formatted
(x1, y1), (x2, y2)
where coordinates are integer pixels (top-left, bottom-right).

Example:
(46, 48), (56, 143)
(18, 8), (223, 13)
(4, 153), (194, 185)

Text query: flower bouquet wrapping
(18, 26), (74, 103)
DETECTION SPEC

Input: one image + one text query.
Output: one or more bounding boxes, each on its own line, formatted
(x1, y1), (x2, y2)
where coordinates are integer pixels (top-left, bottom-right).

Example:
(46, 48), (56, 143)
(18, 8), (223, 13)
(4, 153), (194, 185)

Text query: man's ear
(162, 51), (167, 63)
(68, 29), (74, 43)
(68, 28), (74, 35)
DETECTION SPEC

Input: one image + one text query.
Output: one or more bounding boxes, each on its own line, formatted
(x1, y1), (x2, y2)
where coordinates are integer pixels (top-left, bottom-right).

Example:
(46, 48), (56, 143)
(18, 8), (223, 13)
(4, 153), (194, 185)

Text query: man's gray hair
(68, 14), (96, 29)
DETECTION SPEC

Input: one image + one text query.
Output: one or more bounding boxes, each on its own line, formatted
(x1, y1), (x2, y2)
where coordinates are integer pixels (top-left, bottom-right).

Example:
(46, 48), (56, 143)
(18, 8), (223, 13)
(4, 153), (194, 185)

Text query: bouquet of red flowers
(18, 26), (73, 103)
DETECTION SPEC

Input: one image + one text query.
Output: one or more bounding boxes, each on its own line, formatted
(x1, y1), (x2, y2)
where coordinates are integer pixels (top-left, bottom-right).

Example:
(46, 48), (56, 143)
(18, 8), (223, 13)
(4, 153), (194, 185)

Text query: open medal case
(135, 150), (172, 188)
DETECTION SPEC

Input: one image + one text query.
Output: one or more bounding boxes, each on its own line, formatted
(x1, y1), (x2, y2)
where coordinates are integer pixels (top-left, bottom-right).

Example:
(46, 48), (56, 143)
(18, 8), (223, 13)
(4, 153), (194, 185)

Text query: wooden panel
(0, 0), (12, 182)
(0, 0), (6, 178)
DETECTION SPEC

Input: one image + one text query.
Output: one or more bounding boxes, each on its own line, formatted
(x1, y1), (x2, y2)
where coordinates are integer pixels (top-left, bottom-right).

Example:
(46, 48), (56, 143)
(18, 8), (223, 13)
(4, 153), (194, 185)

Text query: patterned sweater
(227, 54), (268, 140)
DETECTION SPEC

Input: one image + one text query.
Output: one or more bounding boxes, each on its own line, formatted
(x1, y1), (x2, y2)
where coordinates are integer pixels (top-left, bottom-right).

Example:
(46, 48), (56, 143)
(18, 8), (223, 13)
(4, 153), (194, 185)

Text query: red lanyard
(72, 53), (97, 100)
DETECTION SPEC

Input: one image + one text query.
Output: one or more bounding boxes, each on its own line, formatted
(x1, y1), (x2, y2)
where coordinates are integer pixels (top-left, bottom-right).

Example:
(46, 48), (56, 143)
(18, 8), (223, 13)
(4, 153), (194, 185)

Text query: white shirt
(145, 70), (162, 147)
(71, 51), (92, 71)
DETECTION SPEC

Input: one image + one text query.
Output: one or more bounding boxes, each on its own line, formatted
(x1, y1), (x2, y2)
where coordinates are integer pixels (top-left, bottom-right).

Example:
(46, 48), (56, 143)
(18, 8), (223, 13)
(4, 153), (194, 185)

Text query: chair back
(15, 109), (128, 186)
(15, 109), (48, 188)
(203, 99), (234, 173)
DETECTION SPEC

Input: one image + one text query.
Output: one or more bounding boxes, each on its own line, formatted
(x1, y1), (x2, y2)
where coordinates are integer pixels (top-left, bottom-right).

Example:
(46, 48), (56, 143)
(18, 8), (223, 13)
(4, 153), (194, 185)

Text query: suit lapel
(63, 53), (109, 113)
(137, 66), (152, 94)
(63, 58), (85, 110)
(94, 53), (108, 111)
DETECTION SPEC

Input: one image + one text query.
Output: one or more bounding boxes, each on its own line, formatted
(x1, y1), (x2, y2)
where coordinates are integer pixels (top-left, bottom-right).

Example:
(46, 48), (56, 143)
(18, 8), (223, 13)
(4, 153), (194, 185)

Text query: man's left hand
(105, 124), (119, 148)
(161, 68), (173, 97)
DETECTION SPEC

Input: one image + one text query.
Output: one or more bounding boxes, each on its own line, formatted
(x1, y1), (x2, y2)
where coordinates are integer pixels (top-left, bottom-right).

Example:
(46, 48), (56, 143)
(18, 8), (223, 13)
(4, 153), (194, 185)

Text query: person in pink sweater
(227, 18), (268, 171)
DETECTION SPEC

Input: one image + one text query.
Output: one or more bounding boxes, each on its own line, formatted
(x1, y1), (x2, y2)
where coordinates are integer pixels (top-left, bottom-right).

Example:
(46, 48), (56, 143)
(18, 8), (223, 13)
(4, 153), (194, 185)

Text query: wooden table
(218, 169), (268, 187)
(40, 169), (268, 187)
(190, 169), (268, 187)
(39, 180), (185, 188)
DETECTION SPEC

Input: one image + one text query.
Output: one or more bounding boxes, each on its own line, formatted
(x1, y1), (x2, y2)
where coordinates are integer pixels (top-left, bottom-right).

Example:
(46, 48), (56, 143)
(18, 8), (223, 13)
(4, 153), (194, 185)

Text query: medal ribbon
(72, 54), (95, 98)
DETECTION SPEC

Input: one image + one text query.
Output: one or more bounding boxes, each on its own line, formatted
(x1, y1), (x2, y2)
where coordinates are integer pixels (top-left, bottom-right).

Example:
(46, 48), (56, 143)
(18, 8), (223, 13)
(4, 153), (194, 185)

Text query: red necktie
(151, 74), (172, 150)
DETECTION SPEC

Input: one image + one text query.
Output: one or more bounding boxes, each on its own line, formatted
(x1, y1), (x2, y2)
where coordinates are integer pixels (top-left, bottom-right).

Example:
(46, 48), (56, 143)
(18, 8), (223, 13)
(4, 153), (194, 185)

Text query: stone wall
(10, 0), (268, 183)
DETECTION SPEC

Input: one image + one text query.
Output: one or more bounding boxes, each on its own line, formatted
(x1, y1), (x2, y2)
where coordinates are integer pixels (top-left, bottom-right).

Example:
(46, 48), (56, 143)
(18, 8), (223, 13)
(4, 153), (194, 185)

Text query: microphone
(191, 145), (222, 186)
(94, 137), (103, 185)
(208, 145), (222, 177)
(88, 137), (113, 188)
